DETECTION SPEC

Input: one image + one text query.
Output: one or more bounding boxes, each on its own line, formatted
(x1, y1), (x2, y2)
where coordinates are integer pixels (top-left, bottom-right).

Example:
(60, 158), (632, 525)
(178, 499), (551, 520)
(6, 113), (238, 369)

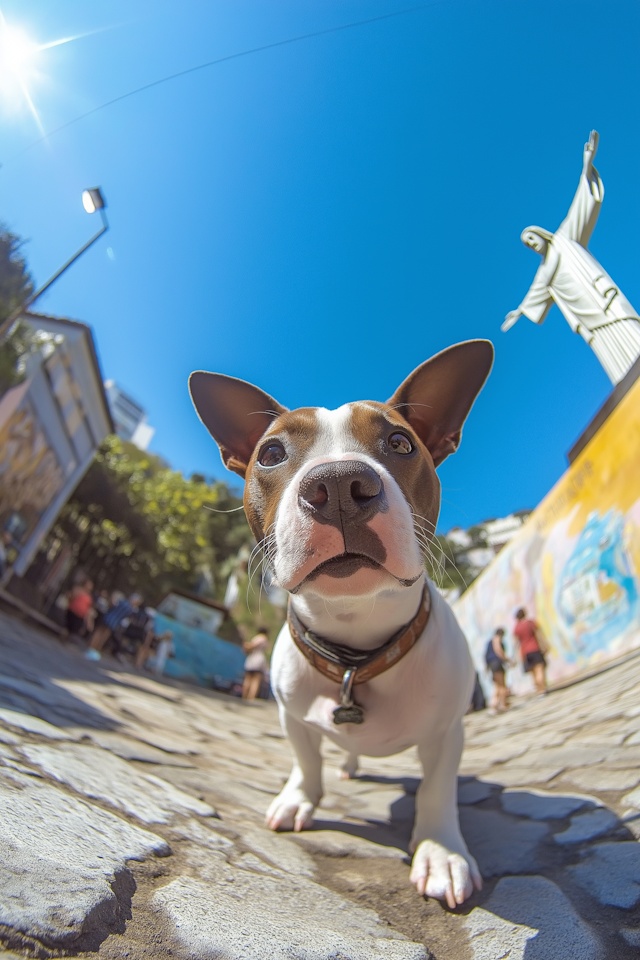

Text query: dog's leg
(338, 752), (359, 780)
(265, 711), (323, 832)
(409, 722), (482, 908)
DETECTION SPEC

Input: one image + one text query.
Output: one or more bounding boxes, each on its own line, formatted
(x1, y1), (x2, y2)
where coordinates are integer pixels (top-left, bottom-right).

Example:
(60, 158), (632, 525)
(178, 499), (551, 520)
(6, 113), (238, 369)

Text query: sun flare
(0, 9), (79, 132)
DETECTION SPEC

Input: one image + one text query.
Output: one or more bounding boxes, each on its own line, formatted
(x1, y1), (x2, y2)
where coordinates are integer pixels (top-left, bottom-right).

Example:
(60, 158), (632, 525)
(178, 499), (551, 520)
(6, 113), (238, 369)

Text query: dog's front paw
(409, 840), (482, 909)
(265, 788), (316, 832)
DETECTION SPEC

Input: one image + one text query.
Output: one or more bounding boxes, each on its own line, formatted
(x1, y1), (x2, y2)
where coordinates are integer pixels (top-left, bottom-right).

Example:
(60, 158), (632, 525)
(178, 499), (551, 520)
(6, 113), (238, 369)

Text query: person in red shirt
(513, 607), (548, 695)
(66, 578), (95, 639)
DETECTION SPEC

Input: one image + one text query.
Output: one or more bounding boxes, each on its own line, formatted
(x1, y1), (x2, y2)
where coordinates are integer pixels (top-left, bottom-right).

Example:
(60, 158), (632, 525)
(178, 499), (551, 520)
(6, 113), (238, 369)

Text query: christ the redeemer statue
(502, 131), (640, 384)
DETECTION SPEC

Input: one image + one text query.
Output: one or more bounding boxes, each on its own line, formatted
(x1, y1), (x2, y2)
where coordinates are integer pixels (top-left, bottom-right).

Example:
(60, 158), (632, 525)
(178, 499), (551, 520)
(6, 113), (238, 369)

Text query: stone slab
(621, 784), (640, 808)
(289, 829), (407, 860)
(170, 817), (234, 851)
(480, 765), (564, 787)
(470, 875), (604, 959)
(458, 779), (493, 804)
(459, 807), (548, 877)
(0, 727), (20, 745)
(621, 809), (640, 838)
(461, 906), (537, 959)
(554, 808), (619, 844)
(501, 787), (595, 820)
(620, 926), (640, 947)
(521, 746), (610, 766)
(0, 769), (169, 952)
(0, 707), (73, 740)
(121, 723), (201, 755)
(87, 730), (195, 766)
(568, 842), (640, 908)
(564, 767), (640, 792)
(154, 871), (427, 960)
(21, 742), (215, 823)
(238, 825), (318, 876)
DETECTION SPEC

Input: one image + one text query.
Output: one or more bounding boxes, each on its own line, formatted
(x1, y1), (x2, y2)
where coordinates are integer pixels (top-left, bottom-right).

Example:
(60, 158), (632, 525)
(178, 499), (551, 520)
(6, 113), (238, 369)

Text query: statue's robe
(519, 164), (640, 384)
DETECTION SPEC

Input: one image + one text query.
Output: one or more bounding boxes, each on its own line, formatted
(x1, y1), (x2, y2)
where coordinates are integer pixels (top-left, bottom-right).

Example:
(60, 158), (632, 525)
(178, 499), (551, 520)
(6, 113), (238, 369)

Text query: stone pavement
(0, 608), (639, 959)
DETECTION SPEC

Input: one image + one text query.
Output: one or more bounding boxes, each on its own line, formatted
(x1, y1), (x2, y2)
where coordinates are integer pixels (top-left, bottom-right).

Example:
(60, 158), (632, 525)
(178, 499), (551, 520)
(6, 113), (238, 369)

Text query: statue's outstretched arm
(503, 266), (554, 331)
(583, 130), (599, 174)
(557, 130), (604, 246)
(501, 310), (521, 332)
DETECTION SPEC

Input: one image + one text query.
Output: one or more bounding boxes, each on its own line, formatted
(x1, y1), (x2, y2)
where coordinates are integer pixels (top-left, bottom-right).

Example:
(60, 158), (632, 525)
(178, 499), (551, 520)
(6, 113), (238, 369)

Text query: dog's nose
(299, 461), (385, 524)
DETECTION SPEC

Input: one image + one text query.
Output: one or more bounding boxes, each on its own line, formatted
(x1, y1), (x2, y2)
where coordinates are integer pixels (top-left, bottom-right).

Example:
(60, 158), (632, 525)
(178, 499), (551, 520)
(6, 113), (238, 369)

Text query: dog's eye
(388, 433), (413, 455)
(258, 441), (287, 467)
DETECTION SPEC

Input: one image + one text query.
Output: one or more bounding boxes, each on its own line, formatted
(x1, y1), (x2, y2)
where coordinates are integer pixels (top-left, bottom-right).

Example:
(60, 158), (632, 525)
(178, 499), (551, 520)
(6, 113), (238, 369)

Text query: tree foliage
(46, 436), (255, 605)
(0, 225), (36, 398)
(426, 526), (490, 595)
(0, 225), (33, 326)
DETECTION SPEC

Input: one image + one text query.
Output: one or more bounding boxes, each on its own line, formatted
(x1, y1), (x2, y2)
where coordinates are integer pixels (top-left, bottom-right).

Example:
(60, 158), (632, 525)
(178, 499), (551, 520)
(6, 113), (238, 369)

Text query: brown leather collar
(287, 582), (431, 686)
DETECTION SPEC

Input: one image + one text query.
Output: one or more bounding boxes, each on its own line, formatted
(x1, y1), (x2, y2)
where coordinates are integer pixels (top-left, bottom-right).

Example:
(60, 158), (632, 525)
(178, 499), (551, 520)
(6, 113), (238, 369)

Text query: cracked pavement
(0, 608), (639, 959)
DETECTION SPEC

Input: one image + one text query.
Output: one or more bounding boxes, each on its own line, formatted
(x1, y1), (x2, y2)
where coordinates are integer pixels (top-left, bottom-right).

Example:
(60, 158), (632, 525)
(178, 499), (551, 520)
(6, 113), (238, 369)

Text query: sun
(0, 9), (79, 133)
(0, 23), (37, 72)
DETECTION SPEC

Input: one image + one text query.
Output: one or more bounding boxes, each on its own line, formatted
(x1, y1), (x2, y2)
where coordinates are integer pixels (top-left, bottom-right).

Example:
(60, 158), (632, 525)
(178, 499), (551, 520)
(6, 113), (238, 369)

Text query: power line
(5, 1), (451, 164)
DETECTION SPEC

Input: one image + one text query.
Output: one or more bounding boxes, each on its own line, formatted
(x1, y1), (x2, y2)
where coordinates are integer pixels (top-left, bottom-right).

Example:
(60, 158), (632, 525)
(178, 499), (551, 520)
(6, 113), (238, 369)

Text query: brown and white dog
(190, 339), (493, 908)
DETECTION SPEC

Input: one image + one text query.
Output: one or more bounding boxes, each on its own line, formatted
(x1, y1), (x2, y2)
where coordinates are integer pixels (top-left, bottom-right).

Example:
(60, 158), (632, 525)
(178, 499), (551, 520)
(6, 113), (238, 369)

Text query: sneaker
(84, 649), (101, 661)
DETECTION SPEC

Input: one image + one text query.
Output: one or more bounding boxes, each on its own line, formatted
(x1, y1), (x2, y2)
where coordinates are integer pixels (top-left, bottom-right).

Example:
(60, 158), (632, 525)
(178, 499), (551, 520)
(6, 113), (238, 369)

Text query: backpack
(485, 638), (499, 666)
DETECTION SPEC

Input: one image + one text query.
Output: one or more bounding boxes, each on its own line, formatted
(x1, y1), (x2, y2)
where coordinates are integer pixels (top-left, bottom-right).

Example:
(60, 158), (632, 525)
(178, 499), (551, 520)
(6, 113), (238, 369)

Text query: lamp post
(0, 187), (109, 341)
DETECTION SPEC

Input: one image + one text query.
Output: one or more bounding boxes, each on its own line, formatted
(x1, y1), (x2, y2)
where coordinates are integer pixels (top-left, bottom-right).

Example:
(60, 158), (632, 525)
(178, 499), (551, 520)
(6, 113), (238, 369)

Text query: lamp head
(82, 188), (106, 214)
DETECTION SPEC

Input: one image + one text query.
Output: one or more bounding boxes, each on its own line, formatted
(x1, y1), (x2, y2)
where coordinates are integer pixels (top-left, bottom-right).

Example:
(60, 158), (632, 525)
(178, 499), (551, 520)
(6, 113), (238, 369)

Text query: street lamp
(0, 187), (109, 341)
(82, 188), (106, 215)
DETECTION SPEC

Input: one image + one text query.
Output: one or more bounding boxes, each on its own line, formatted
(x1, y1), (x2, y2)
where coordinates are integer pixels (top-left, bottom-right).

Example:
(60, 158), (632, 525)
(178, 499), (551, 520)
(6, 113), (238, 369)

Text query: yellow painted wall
(455, 376), (640, 693)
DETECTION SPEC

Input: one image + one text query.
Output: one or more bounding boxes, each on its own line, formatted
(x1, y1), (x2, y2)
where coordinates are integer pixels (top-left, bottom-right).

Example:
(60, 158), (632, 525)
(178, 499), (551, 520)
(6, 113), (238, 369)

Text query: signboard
(157, 592), (224, 636)
(455, 375), (640, 694)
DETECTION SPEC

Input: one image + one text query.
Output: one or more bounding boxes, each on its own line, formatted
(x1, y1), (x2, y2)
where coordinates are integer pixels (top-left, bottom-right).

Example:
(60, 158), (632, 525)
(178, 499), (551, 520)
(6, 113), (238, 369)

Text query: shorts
(524, 650), (546, 672)
(66, 610), (85, 635)
(489, 663), (505, 679)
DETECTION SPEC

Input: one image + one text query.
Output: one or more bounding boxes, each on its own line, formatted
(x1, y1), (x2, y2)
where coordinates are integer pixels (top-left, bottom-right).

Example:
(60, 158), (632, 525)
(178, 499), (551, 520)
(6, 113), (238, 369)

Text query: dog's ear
(189, 372), (288, 478)
(387, 340), (493, 467)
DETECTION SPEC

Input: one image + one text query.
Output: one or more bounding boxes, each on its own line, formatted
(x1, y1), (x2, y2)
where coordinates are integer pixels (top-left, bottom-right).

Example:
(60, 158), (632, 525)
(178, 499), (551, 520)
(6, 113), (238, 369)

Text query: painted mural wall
(454, 375), (640, 696)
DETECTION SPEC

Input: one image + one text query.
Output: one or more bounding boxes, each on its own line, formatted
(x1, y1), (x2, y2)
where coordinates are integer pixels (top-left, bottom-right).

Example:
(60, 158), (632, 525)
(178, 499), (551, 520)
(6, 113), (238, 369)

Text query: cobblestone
(0, 608), (639, 959)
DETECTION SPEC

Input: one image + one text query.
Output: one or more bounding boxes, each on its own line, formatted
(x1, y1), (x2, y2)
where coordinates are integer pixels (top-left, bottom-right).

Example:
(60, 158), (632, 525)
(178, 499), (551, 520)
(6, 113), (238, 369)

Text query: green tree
(0, 226), (33, 326)
(47, 436), (255, 605)
(0, 320), (36, 397)
(425, 527), (491, 595)
(0, 225), (36, 398)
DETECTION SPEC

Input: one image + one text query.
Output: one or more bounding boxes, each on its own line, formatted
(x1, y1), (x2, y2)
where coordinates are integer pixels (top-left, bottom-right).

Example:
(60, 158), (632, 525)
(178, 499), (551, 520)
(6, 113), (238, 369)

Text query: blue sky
(1, 0), (639, 531)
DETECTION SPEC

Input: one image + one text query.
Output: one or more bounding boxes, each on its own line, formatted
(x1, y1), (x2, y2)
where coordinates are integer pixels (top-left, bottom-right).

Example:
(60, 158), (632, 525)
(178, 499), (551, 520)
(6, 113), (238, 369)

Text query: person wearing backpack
(485, 627), (512, 714)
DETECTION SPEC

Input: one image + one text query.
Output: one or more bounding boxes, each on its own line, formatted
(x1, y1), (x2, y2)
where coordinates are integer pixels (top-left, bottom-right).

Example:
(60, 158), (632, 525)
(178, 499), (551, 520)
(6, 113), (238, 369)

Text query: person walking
(485, 627), (512, 714)
(86, 593), (142, 661)
(66, 577), (95, 640)
(513, 607), (548, 696)
(242, 626), (269, 700)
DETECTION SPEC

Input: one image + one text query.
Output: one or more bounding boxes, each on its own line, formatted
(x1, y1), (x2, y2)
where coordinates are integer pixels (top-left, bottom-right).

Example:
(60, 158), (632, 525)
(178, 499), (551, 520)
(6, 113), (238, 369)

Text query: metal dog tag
(333, 668), (365, 725)
(333, 703), (365, 724)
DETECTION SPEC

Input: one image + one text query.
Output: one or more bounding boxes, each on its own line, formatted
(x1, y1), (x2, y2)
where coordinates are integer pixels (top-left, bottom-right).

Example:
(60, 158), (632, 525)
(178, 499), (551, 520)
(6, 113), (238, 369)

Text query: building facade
(0, 312), (112, 578)
(104, 380), (155, 451)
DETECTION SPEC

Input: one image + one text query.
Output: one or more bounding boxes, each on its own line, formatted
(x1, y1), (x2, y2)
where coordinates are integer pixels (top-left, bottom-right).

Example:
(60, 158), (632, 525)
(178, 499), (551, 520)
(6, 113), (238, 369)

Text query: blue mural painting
(557, 509), (640, 661)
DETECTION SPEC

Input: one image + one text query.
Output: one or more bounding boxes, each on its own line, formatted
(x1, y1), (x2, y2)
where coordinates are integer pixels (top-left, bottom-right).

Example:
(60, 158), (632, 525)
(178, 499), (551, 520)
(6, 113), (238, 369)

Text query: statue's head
(521, 227), (552, 255)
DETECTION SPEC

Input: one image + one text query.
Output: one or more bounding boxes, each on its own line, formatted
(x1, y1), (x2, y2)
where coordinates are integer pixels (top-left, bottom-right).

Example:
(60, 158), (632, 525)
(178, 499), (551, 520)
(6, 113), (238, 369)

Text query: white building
(1, 312), (113, 577)
(103, 380), (155, 451)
